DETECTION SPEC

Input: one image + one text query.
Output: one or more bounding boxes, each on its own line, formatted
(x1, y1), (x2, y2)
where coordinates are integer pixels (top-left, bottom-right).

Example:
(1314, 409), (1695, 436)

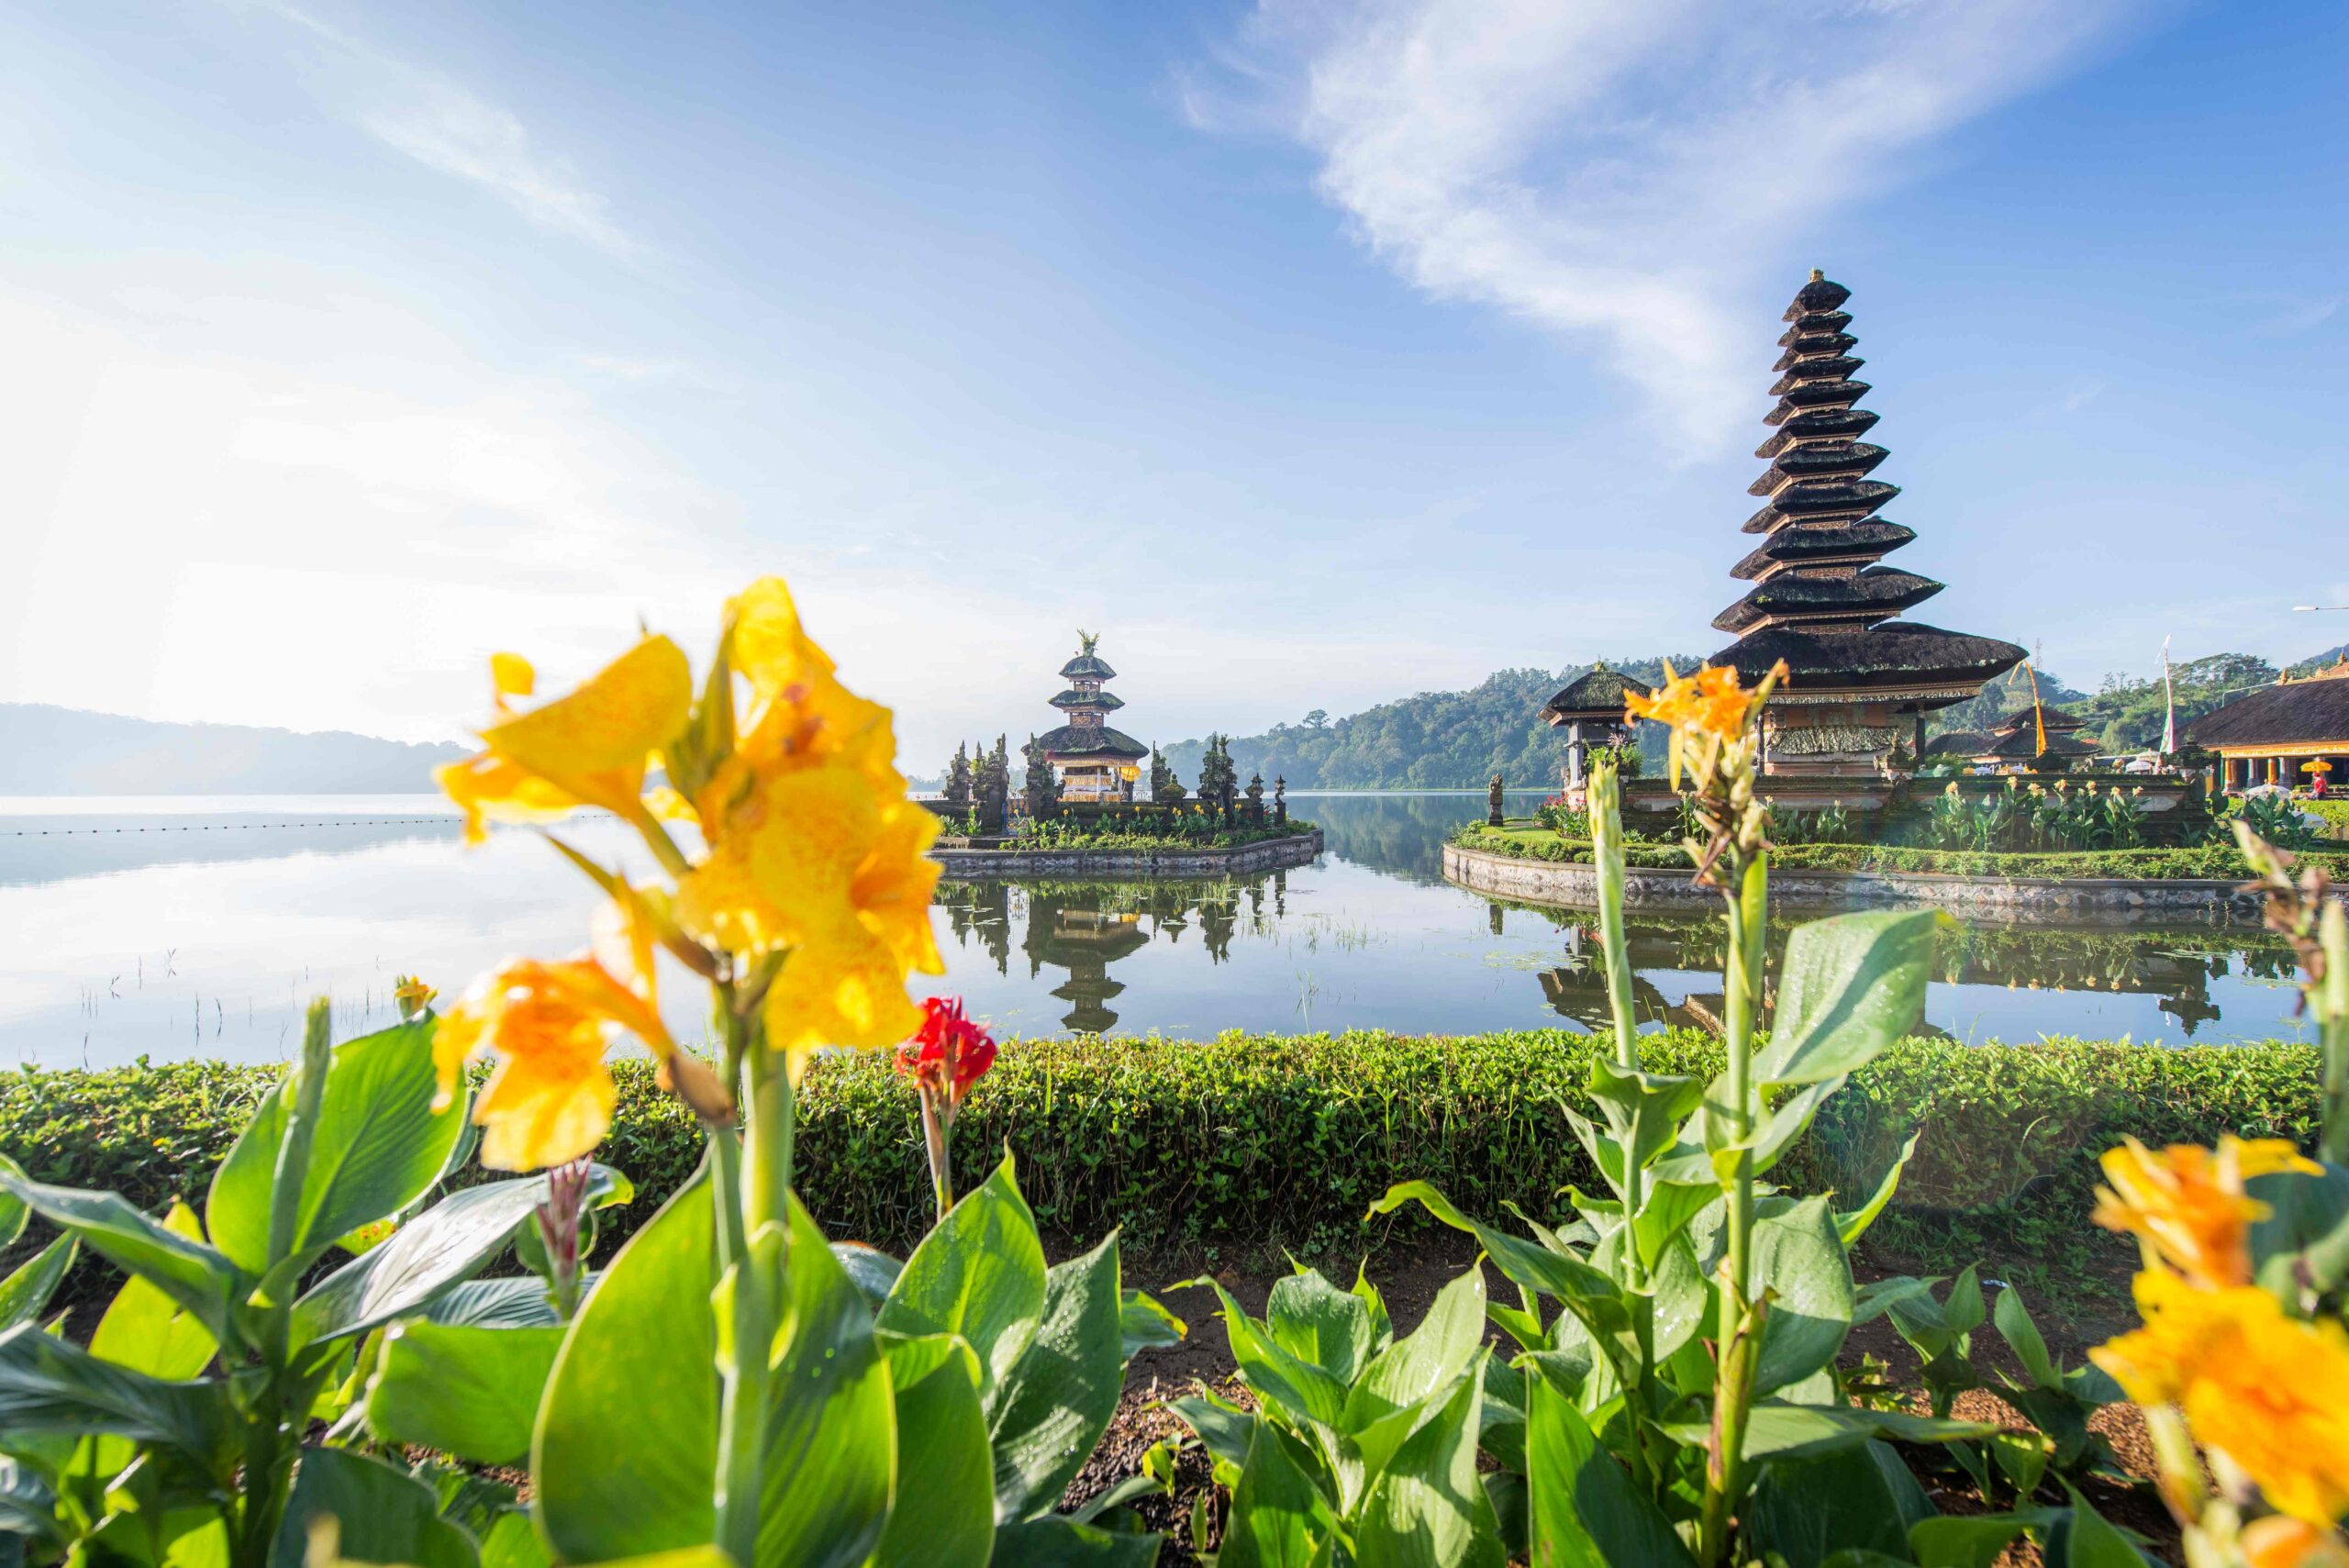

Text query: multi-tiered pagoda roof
(1039, 636), (1146, 762)
(1710, 273), (2024, 705)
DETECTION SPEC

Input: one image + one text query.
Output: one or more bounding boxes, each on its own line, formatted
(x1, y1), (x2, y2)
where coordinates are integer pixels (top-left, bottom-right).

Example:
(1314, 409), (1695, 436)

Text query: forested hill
(1156, 642), (2348, 791)
(1161, 660), (1698, 792)
(0, 705), (466, 794)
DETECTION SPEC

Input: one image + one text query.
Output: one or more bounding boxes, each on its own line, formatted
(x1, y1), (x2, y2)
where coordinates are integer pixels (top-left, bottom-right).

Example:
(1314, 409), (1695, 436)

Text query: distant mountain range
(0, 706), (467, 795)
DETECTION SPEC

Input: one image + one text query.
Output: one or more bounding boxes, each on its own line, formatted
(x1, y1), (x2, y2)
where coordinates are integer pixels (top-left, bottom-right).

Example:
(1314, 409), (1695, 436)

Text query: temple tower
(1040, 632), (1149, 803)
(1710, 272), (2024, 776)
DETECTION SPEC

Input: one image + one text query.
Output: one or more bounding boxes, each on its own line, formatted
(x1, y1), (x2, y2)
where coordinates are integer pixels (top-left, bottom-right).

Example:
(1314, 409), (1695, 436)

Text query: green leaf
(1266, 1267), (1378, 1386)
(2250, 1162), (2349, 1298)
(1993, 1286), (2055, 1389)
(1367, 1184), (1627, 1334)
(0, 1172), (240, 1346)
(1853, 1276), (1935, 1327)
(0, 1156), (26, 1251)
(272, 1447), (477, 1568)
(208, 1017), (462, 1276)
(1525, 1373), (1694, 1568)
(0, 1323), (229, 1469)
(1755, 910), (1940, 1087)
(989, 1517), (1159, 1567)
(1179, 1276), (1350, 1433)
(0, 1458), (59, 1554)
(1347, 1265), (1486, 1432)
(1745, 1197), (1855, 1396)
(1665, 1402), (1998, 1462)
(1221, 1416), (1339, 1568)
(1943, 1265), (1986, 1337)
(876, 1156), (1047, 1399)
(1169, 1390), (1254, 1474)
(365, 1321), (566, 1467)
(757, 1195), (895, 1568)
(870, 1336), (993, 1568)
(1744, 1444), (1912, 1568)
(535, 1165), (717, 1562)
(89, 1202), (219, 1380)
(423, 1279), (563, 1329)
(1586, 1058), (1707, 1171)
(478, 1512), (552, 1568)
(293, 1166), (619, 1347)
(991, 1233), (1126, 1522)
(1354, 1356), (1499, 1568)
(0, 1236), (75, 1332)
(2060, 1485), (2153, 1568)
(1119, 1290), (1186, 1362)
(1836, 1134), (1919, 1245)
(1909, 1511), (2059, 1568)
(829, 1242), (902, 1310)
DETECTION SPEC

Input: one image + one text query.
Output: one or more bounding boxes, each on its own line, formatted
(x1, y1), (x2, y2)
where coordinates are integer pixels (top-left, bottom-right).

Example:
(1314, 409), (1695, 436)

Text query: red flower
(896, 995), (996, 1105)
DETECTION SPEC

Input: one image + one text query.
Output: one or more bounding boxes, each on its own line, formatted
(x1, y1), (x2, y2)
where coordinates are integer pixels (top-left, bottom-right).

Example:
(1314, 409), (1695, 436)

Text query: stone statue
(1273, 775), (1286, 828)
(1244, 772), (1266, 828)
(1488, 773), (1506, 827)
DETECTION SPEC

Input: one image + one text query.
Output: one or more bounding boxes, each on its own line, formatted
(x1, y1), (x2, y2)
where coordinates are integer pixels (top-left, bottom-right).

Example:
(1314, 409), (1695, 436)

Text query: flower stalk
(896, 997), (999, 1224)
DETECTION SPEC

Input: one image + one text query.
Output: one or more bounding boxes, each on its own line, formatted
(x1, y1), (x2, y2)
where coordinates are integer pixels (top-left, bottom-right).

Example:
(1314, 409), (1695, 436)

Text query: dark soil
(1074, 1235), (2181, 1568)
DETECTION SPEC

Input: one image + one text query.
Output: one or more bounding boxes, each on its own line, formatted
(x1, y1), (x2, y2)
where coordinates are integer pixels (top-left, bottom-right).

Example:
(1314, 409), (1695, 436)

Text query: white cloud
(1206, 0), (2147, 447)
(239, 2), (638, 256)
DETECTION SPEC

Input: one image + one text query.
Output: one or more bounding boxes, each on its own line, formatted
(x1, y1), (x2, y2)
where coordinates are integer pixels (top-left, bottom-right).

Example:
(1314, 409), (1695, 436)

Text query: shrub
(1448, 823), (2349, 882)
(6, 1031), (2320, 1272)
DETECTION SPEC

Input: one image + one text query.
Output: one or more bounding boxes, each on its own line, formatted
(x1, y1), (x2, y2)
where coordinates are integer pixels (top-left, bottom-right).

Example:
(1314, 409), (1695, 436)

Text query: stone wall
(932, 828), (1322, 880)
(1442, 841), (2276, 922)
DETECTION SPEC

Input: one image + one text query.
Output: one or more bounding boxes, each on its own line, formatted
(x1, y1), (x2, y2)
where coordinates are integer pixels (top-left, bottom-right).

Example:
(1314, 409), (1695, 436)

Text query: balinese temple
(1970, 704), (2100, 771)
(2188, 658), (2349, 790)
(1541, 665), (1651, 799)
(1039, 633), (1149, 804)
(1709, 272), (2026, 776)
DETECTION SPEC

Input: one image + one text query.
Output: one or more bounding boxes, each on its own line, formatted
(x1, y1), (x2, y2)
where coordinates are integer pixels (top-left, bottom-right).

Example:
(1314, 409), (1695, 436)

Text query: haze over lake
(0, 793), (2314, 1069)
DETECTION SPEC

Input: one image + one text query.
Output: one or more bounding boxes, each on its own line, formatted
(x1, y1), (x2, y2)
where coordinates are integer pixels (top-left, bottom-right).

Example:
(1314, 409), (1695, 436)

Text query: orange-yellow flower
(433, 926), (679, 1171)
(1623, 660), (1785, 790)
(436, 636), (693, 843)
(2090, 1136), (2320, 1288)
(2243, 1518), (2349, 1568)
(2091, 1270), (2349, 1527)
(392, 974), (437, 1020)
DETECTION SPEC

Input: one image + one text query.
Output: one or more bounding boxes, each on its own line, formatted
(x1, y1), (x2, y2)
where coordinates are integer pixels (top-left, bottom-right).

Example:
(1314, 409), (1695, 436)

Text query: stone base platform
(1443, 841), (2264, 923)
(932, 828), (1322, 880)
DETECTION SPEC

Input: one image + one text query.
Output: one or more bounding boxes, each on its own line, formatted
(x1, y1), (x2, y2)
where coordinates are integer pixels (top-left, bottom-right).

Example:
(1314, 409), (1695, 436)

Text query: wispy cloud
(1198, 0), (2149, 448)
(2240, 293), (2341, 339)
(242, 2), (637, 256)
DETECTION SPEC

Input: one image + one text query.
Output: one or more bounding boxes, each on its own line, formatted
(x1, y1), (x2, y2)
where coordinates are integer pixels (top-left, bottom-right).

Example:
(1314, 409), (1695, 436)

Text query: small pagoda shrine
(1541, 665), (1651, 800)
(1709, 272), (2025, 778)
(1972, 704), (2100, 771)
(1039, 632), (1149, 805)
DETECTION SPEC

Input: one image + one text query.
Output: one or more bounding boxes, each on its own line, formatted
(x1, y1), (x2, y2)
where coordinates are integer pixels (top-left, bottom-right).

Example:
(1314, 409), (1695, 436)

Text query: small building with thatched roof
(2188, 661), (2349, 791)
(1541, 665), (1651, 794)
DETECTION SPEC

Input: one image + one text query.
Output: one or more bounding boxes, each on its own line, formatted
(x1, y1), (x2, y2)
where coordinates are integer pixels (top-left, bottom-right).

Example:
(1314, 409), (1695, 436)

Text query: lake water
(0, 793), (2312, 1068)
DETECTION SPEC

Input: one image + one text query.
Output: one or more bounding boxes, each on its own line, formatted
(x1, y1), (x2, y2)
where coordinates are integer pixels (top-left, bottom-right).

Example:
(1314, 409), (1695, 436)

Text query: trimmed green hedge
(1451, 825), (2349, 882)
(1, 1032), (2321, 1279)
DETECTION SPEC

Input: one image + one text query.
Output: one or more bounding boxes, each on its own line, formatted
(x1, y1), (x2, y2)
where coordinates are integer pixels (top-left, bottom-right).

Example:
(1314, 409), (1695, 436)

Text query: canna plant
(0, 998), (630, 1568)
(1300, 665), (2160, 1567)
(2077, 825), (2349, 1568)
(395, 577), (1186, 1568)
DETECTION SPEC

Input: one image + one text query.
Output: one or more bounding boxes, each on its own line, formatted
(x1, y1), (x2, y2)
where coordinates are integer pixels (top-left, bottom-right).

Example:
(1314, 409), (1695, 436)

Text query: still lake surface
(0, 792), (2312, 1068)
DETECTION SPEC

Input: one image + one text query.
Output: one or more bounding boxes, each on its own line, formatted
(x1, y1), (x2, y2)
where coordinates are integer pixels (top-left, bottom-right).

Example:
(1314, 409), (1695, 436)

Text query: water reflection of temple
(1520, 906), (2285, 1040)
(933, 875), (1284, 1035)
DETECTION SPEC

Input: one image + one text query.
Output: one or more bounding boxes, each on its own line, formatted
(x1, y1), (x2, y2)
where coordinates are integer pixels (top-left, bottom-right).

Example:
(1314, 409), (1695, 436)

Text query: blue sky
(2, 0), (2343, 767)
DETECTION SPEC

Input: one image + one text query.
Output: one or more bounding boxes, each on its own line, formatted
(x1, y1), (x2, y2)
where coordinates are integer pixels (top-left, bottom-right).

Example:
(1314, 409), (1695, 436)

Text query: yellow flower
(2091, 1136), (2320, 1288)
(2091, 1270), (2349, 1527)
(665, 580), (943, 1075)
(433, 917), (681, 1170)
(392, 974), (437, 1020)
(436, 637), (693, 843)
(2243, 1518), (2349, 1568)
